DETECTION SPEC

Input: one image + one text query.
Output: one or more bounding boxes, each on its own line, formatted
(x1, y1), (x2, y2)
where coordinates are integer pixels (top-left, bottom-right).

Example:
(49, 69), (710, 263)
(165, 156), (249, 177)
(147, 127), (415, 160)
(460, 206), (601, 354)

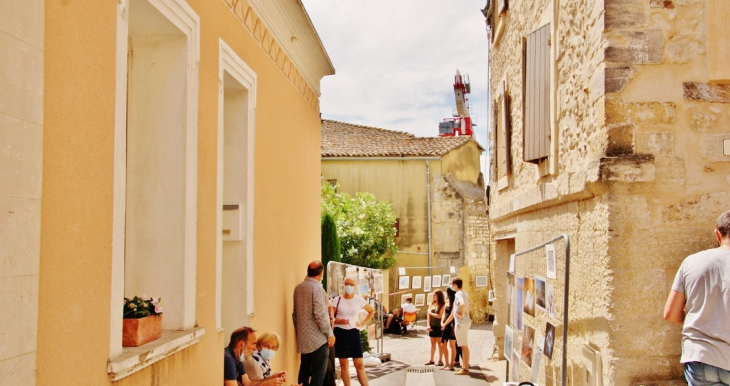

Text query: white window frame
(216, 39), (257, 330)
(110, 0), (200, 362)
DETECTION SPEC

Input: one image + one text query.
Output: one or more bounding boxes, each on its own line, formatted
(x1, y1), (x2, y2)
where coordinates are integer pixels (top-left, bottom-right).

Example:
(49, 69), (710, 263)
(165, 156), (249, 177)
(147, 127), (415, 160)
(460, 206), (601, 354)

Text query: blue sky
(302, 0), (492, 178)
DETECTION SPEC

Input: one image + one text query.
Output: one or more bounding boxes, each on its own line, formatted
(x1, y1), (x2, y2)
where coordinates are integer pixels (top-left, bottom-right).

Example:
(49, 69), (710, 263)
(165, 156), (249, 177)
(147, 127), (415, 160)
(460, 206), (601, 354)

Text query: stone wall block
(0, 353), (36, 386)
(650, 0), (675, 8)
(606, 98), (677, 125)
(605, 66), (635, 94)
(661, 192), (730, 224)
(605, 30), (664, 65)
(600, 156), (656, 182)
(605, 0), (648, 29)
(690, 111), (717, 133)
(0, 275), (38, 362)
(684, 82), (730, 103)
(636, 131), (674, 158)
(606, 123), (635, 156)
(701, 133), (730, 162)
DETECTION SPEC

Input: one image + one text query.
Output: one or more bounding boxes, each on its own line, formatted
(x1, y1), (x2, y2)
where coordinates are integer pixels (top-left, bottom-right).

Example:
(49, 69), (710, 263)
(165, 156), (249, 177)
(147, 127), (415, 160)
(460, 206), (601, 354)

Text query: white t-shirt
(454, 290), (471, 325)
(672, 248), (730, 370)
(401, 302), (417, 313)
(332, 295), (368, 330)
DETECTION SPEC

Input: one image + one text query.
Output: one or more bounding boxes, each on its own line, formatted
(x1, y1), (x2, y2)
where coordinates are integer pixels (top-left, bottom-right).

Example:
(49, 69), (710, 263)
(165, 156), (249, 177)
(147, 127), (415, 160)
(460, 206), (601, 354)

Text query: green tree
(321, 212), (341, 287)
(321, 184), (398, 269)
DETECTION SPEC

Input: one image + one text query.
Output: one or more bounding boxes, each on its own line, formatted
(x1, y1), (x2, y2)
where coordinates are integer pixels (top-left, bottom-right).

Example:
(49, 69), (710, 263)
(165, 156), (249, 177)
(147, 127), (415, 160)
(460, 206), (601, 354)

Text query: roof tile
(321, 120), (483, 157)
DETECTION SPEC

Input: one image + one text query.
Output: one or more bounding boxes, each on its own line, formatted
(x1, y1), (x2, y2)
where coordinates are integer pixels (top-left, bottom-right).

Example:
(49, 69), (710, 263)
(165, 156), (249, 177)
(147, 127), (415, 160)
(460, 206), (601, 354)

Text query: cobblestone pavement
(337, 322), (507, 386)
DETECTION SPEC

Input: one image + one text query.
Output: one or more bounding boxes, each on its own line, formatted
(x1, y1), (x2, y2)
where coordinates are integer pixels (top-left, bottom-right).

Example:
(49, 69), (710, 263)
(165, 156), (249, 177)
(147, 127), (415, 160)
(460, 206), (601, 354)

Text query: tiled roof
(321, 120), (483, 157)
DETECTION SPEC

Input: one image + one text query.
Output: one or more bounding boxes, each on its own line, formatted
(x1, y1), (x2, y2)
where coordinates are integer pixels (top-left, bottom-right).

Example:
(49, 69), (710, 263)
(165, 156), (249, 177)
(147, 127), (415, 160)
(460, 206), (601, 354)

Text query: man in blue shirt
(224, 327), (288, 386)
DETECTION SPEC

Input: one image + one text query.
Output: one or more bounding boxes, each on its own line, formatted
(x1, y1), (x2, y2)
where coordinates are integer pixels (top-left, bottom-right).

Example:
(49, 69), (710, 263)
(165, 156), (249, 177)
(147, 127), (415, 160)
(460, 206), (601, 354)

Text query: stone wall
(488, 0), (730, 384)
(0, 1), (43, 385)
(431, 175), (491, 322)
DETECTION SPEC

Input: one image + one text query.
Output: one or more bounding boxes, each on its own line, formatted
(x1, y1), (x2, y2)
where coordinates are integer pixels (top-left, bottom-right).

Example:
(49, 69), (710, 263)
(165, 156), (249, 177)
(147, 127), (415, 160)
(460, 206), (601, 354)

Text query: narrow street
(340, 323), (506, 386)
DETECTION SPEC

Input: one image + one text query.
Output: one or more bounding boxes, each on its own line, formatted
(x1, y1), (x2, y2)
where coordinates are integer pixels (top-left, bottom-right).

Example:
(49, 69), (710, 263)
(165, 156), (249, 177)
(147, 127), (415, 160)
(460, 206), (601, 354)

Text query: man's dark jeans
(298, 343), (329, 386)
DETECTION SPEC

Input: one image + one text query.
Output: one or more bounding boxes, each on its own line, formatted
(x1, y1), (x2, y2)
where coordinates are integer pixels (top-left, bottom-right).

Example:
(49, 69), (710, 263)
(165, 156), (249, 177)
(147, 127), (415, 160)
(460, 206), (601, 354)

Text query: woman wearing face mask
(243, 332), (282, 381)
(332, 276), (375, 386)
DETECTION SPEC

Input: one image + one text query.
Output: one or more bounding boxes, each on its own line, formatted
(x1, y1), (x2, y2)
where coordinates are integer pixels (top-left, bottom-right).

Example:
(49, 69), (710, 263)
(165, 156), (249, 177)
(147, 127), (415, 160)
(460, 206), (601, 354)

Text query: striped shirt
(293, 277), (333, 354)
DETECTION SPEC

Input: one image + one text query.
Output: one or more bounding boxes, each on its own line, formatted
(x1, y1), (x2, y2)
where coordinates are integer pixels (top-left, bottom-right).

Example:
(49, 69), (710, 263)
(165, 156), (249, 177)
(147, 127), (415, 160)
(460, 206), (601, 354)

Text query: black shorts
(334, 328), (363, 359)
(428, 325), (442, 338)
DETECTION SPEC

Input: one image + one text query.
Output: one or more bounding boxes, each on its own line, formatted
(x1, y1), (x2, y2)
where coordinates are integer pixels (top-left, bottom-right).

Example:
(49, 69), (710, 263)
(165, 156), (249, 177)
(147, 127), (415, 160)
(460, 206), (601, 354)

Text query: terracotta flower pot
(122, 314), (162, 347)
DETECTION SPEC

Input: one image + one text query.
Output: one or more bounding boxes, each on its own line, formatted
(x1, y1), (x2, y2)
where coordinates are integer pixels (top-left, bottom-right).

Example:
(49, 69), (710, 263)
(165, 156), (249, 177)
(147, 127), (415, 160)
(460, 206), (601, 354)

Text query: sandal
(424, 361), (435, 365)
(440, 365), (452, 371)
(437, 361), (444, 367)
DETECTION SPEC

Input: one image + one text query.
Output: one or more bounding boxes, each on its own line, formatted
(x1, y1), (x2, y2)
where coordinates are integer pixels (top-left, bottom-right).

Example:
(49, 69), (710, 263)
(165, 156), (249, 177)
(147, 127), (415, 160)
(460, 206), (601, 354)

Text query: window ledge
(108, 327), (205, 381)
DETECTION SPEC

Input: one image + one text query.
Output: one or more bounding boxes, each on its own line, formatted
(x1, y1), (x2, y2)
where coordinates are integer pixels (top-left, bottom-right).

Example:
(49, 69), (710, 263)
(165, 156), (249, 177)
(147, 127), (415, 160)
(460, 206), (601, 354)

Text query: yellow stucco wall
(37, 0), (325, 385)
(441, 141), (483, 184)
(322, 159), (436, 252)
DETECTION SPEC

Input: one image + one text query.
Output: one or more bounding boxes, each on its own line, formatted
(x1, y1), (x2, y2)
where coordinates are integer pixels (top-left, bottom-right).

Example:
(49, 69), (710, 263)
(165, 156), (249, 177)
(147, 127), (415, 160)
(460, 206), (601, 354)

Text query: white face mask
(260, 348), (276, 361)
(344, 285), (355, 295)
(452, 285), (458, 292)
(239, 351), (246, 362)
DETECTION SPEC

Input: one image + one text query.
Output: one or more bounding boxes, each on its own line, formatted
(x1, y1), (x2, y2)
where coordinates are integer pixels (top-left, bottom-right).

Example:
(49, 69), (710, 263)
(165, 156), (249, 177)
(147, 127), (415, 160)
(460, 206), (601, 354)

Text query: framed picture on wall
(415, 294), (426, 307)
(400, 293), (412, 306)
(398, 276), (410, 290)
(423, 276), (432, 292)
(427, 292), (434, 306)
(476, 276), (489, 287)
(442, 274), (451, 287)
(432, 275), (441, 288)
(412, 276), (422, 289)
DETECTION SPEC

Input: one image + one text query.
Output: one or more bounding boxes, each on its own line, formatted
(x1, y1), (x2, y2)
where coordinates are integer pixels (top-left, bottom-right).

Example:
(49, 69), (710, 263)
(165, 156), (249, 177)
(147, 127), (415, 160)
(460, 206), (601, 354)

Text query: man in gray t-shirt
(665, 210), (730, 385)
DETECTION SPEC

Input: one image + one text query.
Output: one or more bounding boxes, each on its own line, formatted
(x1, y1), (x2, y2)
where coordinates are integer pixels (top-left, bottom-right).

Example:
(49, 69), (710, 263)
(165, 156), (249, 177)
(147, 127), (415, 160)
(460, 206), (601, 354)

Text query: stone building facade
(485, 0), (730, 384)
(321, 120), (491, 320)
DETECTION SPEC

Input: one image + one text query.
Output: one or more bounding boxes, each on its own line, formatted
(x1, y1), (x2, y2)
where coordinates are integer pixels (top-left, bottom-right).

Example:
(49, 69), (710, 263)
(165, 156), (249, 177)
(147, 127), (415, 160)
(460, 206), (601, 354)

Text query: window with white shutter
(523, 23), (551, 164)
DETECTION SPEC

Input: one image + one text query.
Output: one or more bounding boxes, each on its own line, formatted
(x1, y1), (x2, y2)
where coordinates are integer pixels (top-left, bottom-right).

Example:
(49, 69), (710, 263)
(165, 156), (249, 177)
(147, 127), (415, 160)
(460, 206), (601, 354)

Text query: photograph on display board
(531, 338), (542, 382)
(415, 293), (425, 306)
(535, 276), (546, 311)
(442, 274), (451, 287)
(504, 325), (514, 363)
(432, 275), (442, 288)
(521, 324), (535, 367)
(544, 322), (556, 360)
(401, 293), (413, 306)
(523, 277), (535, 317)
(399, 276), (410, 290)
(507, 272), (514, 305)
(511, 350), (520, 381)
(547, 283), (555, 319)
(516, 277), (524, 330)
(412, 276), (422, 289)
(546, 244), (557, 279)
(373, 274), (384, 294)
(358, 277), (370, 296)
(423, 276), (432, 292)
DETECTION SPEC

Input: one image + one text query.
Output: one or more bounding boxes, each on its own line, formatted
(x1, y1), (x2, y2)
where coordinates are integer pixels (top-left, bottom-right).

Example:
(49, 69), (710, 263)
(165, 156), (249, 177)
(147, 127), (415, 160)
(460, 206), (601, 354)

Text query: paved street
(338, 322), (507, 386)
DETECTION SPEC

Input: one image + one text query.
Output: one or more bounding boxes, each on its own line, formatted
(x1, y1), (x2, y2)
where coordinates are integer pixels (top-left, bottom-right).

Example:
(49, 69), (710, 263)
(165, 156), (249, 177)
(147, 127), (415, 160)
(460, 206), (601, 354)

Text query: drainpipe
(426, 161), (432, 278)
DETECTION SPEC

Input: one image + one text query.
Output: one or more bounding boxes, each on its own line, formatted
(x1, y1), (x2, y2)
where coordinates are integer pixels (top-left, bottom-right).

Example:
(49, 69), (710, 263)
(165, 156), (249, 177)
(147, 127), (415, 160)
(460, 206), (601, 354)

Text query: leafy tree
(321, 184), (398, 269)
(321, 212), (341, 287)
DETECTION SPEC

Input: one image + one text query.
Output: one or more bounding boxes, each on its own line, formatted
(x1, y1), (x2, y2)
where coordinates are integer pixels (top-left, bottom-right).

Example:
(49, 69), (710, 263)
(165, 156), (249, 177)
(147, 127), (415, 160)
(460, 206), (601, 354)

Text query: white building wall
(0, 1), (44, 385)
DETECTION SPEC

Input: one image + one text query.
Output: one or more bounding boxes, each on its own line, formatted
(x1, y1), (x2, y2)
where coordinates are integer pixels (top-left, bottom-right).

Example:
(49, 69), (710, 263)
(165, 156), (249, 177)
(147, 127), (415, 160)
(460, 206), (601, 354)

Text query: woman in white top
(332, 276), (375, 386)
(243, 331), (281, 381)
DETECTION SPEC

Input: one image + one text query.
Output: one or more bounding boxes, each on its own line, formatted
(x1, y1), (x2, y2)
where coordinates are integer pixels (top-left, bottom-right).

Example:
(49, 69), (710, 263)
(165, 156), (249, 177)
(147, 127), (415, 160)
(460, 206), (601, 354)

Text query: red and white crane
(438, 70), (474, 137)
